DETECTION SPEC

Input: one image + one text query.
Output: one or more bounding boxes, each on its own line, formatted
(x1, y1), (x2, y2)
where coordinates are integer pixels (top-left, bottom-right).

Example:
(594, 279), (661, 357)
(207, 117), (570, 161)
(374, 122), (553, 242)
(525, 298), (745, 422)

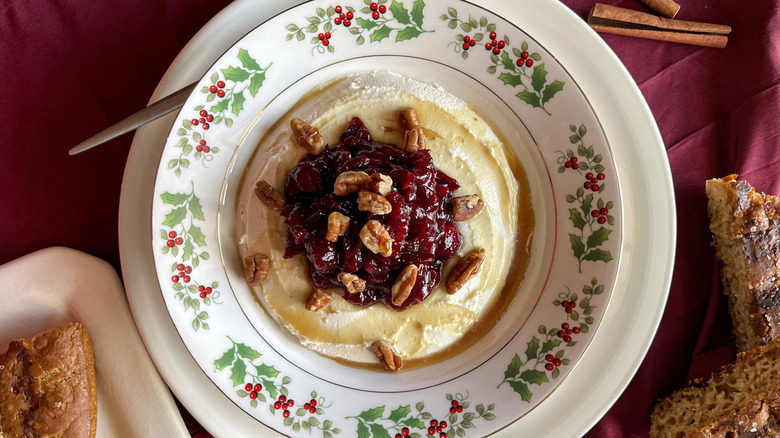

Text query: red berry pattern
(287, 1), (426, 55)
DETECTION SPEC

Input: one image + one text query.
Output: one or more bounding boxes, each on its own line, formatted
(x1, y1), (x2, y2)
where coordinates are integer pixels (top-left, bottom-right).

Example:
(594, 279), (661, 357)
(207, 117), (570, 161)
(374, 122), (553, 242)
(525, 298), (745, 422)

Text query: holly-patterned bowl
(139, 0), (673, 437)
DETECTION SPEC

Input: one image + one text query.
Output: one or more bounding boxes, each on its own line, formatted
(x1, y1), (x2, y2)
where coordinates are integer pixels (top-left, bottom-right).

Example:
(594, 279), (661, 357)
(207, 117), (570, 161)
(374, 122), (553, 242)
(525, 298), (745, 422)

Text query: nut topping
(357, 191), (393, 215)
(244, 254), (271, 286)
(367, 173), (393, 196)
(360, 220), (393, 257)
(399, 107), (421, 131)
(446, 248), (485, 294)
(334, 171), (372, 196)
(325, 212), (350, 242)
(290, 118), (325, 155)
(451, 194), (484, 222)
(391, 264), (418, 306)
(254, 180), (285, 210)
(338, 272), (366, 294)
(305, 288), (331, 311)
(404, 126), (427, 153)
(371, 340), (403, 372)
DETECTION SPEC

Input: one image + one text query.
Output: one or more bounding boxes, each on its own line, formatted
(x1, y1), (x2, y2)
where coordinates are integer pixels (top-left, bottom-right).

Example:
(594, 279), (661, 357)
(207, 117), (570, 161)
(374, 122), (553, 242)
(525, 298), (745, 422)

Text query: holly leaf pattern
(237, 48), (261, 71)
(358, 406), (385, 422)
(370, 25), (393, 42)
(542, 80), (565, 104)
(388, 405), (411, 422)
(583, 248), (614, 263)
(504, 354), (523, 380)
(520, 369), (550, 385)
(163, 206), (187, 227)
(531, 62), (548, 92)
(509, 380), (533, 402)
(396, 26), (422, 41)
(525, 336), (540, 360)
(388, 0), (412, 25)
(587, 227), (612, 248)
(410, 0), (425, 27)
(570, 234), (586, 259)
(516, 89), (541, 108)
(498, 72), (523, 87)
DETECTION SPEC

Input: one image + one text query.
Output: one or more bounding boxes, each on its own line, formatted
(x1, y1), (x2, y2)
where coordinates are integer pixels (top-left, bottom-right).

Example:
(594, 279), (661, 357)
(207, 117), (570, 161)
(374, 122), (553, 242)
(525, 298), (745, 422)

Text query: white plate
(0, 247), (188, 438)
(120, 1), (675, 437)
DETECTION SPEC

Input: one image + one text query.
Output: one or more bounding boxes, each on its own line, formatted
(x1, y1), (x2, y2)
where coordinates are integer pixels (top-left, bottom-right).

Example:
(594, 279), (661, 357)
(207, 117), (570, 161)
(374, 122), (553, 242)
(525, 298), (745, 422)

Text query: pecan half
(290, 118), (325, 155)
(446, 248), (485, 294)
(371, 340), (403, 372)
(357, 191), (393, 215)
(305, 288), (331, 311)
(338, 272), (366, 294)
(254, 180), (285, 210)
(360, 220), (393, 257)
(366, 173), (393, 196)
(334, 171), (372, 196)
(325, 212), (350, 242)
(244, 254), (271, 286)
(391, 264), (418, 306)
(399, 107), (421, 131)
(452, 194), (484, 221)
(404, 126), (427, 153)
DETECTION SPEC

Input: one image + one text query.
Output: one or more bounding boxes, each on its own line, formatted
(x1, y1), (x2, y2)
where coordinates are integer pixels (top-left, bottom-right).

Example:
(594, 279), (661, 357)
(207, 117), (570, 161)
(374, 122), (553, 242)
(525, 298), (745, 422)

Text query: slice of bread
(650, 339), (780, 438)
(706, 175), (780, 352)
(0, 322), (97, 438)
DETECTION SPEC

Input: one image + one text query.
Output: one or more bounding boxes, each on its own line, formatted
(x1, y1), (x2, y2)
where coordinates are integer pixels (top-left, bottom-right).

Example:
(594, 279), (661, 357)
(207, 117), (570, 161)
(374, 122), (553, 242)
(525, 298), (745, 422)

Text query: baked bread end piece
(0, 322), (97, 438)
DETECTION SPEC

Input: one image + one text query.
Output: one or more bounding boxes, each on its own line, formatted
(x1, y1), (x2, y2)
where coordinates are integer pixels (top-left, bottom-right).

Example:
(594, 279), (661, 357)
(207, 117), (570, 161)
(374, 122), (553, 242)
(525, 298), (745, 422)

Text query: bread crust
(0, 322), (97, 438)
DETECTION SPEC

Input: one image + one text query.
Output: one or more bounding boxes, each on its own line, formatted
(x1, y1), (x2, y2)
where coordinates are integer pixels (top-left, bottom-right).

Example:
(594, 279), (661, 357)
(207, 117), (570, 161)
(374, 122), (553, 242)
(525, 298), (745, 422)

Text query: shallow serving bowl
(120, 1), (675, 436)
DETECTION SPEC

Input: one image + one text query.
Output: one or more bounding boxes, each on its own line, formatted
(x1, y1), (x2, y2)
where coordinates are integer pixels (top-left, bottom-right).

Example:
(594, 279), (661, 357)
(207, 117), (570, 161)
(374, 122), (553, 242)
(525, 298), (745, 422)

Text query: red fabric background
(1, 0), (778, 436)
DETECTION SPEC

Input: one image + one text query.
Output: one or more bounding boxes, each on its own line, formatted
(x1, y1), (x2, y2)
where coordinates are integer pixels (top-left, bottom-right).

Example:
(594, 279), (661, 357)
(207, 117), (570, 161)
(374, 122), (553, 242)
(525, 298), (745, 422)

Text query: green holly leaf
(210, 97), (230, 114)
(582, 248), (613, 263)
(542, 80), (564, 104)
(370, 25), (393, 42)
(163, 206), (187, 227)
(508, 380), (533, 402)
(520, 369), (550, 385)
(388, 405), (411, 422)
(396, 26), (422, 41)
(516, 89), (541, 108)
(410, 0), (425, 27)
(581, 193), (594, 219)
(231, 92), (246, 115)
(255, 363), (279, 378)
(214, 348), (235, 370)
(498, 72), (523, 87)
(186, 225), (205, 247)
(389, 0), (411, 24)
(247, 71), (267, 97)
(233, 343), (260, 361)
(356, 421), (370, 438)
(260, 377), (277, 398)
(587, 227), (612, 248)
(181, 239), (194, 261)
(230, 358), (246, 387)
(222, 66), (251, 82)
(531, 62), (548, 92)
(357, 17), (378, 30)
(359, 406), (385, 422)
(161, 192), (189, 206)
(569, 208), (586, 231)
(237, 48), (261, 71)
(504, 354), (522, 379)
(401, 417), (425, 429)
(525, 336), (540, 360)
(501, 52), (516, 71)
(570, 234), (585, 259)
(541, 338), (561, 354)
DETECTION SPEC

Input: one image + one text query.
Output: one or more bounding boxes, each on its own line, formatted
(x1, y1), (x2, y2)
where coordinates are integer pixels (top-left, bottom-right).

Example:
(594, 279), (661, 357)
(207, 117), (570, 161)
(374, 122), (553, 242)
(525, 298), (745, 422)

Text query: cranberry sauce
(282, 117), (462, 310)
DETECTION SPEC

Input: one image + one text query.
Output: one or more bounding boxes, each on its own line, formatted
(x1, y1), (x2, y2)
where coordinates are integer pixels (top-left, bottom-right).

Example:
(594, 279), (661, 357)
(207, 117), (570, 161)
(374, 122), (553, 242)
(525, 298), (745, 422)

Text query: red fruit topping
(282, 117), (461, 311)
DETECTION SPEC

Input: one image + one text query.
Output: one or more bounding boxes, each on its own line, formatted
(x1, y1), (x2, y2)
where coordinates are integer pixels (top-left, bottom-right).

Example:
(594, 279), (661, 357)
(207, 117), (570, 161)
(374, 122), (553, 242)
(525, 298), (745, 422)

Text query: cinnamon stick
(588, 4), (731, 49)
(638, 0), (680, 19)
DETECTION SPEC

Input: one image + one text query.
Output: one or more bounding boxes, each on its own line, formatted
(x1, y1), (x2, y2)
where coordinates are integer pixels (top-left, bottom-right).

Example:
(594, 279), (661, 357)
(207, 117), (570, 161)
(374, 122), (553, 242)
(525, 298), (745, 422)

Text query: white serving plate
(120, 1), (675, 436)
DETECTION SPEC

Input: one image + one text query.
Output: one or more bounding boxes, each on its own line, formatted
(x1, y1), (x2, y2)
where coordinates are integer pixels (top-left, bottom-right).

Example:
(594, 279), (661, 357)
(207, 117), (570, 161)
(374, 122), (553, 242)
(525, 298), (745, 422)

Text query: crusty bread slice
(706, 175), (780, 352)
(650, 339), (780, 438)
(0, 322), (97, 438)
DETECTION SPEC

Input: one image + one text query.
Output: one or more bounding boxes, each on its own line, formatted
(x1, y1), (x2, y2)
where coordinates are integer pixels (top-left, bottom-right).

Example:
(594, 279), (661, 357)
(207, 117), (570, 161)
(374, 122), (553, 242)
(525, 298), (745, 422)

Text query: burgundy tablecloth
(2, 1), (779, 436)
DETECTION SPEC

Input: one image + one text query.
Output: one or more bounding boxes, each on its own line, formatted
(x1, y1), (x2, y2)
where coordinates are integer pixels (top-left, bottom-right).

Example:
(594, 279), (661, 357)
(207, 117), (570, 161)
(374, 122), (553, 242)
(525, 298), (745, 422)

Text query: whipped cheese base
(236, 71), (528, 366)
